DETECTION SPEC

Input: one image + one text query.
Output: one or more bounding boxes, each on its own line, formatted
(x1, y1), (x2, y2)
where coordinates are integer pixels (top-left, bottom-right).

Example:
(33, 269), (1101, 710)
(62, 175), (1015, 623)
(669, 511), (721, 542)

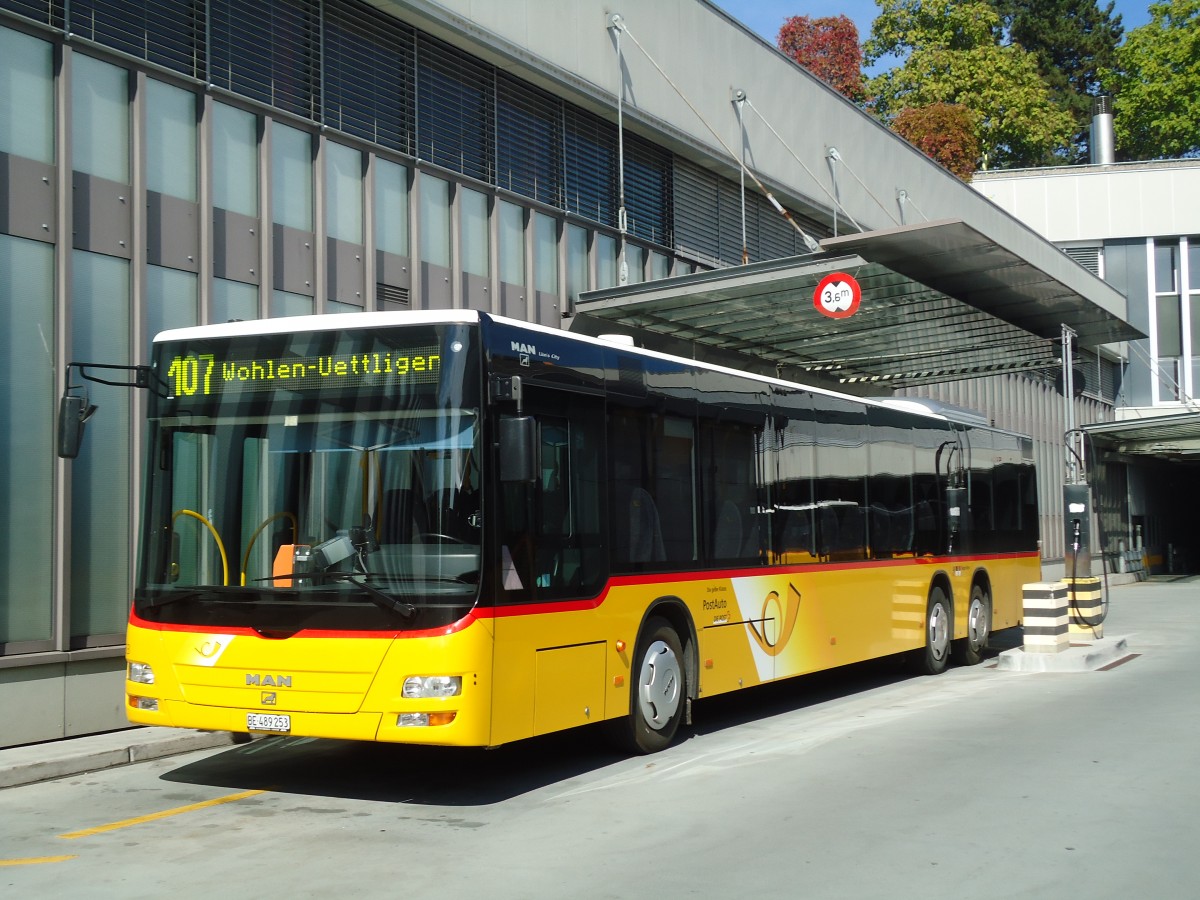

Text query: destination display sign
(162, 345), (442, 399)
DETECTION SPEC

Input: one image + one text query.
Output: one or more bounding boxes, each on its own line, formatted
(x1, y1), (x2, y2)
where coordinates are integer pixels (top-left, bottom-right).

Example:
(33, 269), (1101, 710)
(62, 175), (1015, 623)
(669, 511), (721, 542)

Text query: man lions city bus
(120, 310), (1039, 753)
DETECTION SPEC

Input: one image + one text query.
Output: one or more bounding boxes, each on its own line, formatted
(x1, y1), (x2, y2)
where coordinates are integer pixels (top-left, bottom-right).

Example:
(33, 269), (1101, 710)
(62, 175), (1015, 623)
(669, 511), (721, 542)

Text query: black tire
(610, 617), (686, 754)
(917, 585), (952, 675)
(953, 583), (991, 666)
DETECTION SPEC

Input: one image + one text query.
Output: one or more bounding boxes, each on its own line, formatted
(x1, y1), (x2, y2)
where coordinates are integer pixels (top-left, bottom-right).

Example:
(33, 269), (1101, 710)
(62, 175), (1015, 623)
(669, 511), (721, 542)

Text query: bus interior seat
(629, 487), (666, 563)
(713, 500), (742, 559)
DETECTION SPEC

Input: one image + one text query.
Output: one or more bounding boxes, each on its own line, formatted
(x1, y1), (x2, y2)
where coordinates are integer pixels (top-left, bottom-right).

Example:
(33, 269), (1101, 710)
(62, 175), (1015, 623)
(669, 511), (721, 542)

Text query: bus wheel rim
(968, 594), (989, 648)
(638, 640), (682, 730)
(929, 603), (949, 661)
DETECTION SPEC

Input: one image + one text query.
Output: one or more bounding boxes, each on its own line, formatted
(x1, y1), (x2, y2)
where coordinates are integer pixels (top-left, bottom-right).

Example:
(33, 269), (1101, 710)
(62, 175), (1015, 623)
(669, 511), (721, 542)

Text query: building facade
(0, 0), (1132, 746)
(976, 160), (1200, 576)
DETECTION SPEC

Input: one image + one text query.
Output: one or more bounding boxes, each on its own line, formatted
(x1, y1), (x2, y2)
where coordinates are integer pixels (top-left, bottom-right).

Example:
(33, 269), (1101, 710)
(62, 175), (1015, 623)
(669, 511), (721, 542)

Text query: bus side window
(499, 390), (604, 602)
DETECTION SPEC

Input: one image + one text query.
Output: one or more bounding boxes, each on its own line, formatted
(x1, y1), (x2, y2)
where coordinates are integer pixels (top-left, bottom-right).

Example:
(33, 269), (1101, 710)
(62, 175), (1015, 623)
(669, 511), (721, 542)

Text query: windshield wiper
(319, 571), (417, 618)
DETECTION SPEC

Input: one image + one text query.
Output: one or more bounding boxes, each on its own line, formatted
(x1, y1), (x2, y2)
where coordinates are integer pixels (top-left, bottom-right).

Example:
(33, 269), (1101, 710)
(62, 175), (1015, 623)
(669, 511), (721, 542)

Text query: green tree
(866, 0), (1075, 169)
(992, 0), (1124, 164)
(893, 103), (982, 180)
(1102, 0), (1200, 160)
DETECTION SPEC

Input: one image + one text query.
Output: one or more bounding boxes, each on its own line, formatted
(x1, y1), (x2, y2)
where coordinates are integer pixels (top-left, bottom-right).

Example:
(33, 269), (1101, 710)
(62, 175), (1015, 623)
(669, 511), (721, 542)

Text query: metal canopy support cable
(611, 16), (630, 285)
(741, 97), (864, 234)
(826, 147), (899, 226)
(607, 13), (822, 254)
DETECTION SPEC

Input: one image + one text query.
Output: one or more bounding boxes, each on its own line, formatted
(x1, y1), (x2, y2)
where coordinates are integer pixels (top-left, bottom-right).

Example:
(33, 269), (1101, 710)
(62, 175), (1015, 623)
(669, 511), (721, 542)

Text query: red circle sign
(814, 272), (862, 319)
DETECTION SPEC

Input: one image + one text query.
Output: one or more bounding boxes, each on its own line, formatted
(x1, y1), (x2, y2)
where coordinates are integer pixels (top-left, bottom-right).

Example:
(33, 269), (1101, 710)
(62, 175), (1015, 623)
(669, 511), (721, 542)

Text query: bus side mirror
(499, 416), (538, 483)
(57, 393), (97, 459)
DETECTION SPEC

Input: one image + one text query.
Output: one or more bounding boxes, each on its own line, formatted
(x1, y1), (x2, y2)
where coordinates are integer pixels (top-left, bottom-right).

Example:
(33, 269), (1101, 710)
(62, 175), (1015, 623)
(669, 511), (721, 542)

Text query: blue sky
(714, 0), (1152, 50)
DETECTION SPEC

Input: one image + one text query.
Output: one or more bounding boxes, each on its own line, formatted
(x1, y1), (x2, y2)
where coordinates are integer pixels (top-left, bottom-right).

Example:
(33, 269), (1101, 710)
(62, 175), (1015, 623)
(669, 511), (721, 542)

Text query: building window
(272, 121), (313, 232)
(210, 0), (320, 121)
(1151, 238), (1195, 404)
(375, 158), (410, 258)
(0, 234), (55, 648)
(146, 80), (197, 203)
(534, 212), (558, 295)
(146, 266), (198, 356)
(499, 201), (525, 287)
(417, 33), (493, 184)
(212, 102), (259, 218)
(325, 141), (364, 245)
(419, 173), (451, 269)
(595, 232), (618, 289)
(72, 54), (129, 184)
(70, 250), (132, 642)
(0, 26), (54, 165)
(212, 277), (258, 323)
(324, 0), (415, 154)
(566, 224), (589, 302)
(460, 187), (489, 279)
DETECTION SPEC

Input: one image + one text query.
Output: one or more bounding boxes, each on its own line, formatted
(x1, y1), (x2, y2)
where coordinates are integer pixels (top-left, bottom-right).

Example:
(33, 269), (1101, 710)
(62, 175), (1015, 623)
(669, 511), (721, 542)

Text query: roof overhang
(574, 219), (1144, 388)
(1084, 412), (1200, 459)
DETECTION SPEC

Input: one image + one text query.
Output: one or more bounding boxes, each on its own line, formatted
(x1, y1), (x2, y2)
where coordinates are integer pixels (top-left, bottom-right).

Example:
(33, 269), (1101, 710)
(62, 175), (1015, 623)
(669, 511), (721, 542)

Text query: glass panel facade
(145, 79), (197, 202)
(272, 121), (313, 232)
(534, 212), (557, 295)
(499, 201), (525, 285)
(0, 26), (54, 163)
(375, 158), (409, 257)
(212, 102), (259, 217)
(146, 266), (198, 354)
(213, 277), (260, 324)
(419, 173), (451, 269)
(1154, 243), (1177, 294)
(460, 188), (489, 278)
(272, 289), (314, 317)
(70, 250), (132, 639)
(596, 233), (617, 289)
(0, 235), (55, 645)
(325, 141), (363, 244)
(567, 224), (588, 301)
(72, 54), (129, 183)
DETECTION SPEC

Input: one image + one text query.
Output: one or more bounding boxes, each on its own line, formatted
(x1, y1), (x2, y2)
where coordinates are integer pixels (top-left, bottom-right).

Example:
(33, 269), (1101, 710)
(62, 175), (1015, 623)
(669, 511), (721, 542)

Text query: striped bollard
(1066, 576), (1104, 639)
(1022, 582), (1069, 653)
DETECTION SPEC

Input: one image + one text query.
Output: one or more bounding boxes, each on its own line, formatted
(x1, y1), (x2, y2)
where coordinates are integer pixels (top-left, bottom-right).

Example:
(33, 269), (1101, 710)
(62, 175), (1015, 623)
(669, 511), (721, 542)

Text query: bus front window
(136, 324), (482, 631)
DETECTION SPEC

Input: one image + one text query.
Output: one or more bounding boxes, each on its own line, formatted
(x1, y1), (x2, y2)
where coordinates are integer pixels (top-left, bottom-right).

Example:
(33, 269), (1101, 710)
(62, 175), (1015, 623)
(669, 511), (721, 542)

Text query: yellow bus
(121, 310), (1039, 753)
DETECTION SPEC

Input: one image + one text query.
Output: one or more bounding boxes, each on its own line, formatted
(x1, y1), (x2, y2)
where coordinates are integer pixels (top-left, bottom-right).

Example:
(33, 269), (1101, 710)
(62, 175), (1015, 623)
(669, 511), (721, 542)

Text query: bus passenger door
(490, 388), (608, 744)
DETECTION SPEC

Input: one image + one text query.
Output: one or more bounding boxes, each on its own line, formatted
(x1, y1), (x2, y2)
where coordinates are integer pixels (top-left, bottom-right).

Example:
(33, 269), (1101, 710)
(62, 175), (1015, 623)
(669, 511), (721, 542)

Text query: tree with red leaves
(776, 15), (865, 103)
(892, 103), (981, 180)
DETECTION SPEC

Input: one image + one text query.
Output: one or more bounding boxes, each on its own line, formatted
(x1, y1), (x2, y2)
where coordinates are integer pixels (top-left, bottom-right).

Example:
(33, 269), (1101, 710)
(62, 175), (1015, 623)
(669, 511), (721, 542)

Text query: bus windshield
(134, 321), (482, 632)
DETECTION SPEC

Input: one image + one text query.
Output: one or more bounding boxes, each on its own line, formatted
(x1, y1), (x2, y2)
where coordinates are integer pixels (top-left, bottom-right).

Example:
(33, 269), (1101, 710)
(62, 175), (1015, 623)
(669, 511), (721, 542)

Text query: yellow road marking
(0, 855), (78, 866)
(58, 789), (267, 839)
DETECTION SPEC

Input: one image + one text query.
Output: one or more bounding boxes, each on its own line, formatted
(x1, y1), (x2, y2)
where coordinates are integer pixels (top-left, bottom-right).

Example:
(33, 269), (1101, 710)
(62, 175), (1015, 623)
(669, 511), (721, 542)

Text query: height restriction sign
(813, 272), (862, 319)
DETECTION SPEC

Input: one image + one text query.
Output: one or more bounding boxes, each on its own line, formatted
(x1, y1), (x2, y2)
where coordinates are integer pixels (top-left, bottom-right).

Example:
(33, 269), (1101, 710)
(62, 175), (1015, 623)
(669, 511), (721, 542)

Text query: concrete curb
(996, 635), (1132, 673)
(0, 727), (242, 790)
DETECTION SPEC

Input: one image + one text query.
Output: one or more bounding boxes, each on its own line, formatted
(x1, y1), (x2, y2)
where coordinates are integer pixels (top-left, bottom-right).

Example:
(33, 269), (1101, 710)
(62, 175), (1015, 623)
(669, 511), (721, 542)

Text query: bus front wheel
(611, 617), (686, 754)
(917, 586), (952, 676)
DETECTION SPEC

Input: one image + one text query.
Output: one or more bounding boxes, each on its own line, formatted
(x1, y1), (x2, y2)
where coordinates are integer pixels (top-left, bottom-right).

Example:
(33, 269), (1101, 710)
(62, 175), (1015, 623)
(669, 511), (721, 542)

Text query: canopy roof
(575, 220), (1143, 388)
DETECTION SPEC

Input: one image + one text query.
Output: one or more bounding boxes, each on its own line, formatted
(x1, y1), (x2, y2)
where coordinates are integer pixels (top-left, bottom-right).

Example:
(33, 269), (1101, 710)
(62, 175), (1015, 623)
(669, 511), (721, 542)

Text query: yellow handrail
(240, 511), (298, 586)
(172, 509), (230, 587)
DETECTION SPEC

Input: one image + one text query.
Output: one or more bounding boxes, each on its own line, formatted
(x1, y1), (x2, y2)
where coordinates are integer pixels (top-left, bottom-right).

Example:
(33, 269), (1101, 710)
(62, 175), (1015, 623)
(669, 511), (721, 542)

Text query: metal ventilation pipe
(1090, 94), (1115, 165)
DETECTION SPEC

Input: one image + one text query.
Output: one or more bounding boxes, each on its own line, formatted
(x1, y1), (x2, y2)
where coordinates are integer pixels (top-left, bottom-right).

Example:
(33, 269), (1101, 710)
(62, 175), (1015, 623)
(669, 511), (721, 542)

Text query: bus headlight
(402, 675), (461, 699)
(128, 662), (156, 684)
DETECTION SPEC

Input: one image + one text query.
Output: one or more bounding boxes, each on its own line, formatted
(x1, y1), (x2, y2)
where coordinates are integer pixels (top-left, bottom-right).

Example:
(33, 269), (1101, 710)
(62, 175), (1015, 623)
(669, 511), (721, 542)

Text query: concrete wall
(0, 658), (126, 748)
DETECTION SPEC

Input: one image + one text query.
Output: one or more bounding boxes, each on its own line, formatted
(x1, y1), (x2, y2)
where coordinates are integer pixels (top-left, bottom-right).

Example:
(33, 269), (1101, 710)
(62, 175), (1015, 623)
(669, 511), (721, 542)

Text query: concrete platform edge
(0, 727), (241, 790)
(996, 635), (1131, 673)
